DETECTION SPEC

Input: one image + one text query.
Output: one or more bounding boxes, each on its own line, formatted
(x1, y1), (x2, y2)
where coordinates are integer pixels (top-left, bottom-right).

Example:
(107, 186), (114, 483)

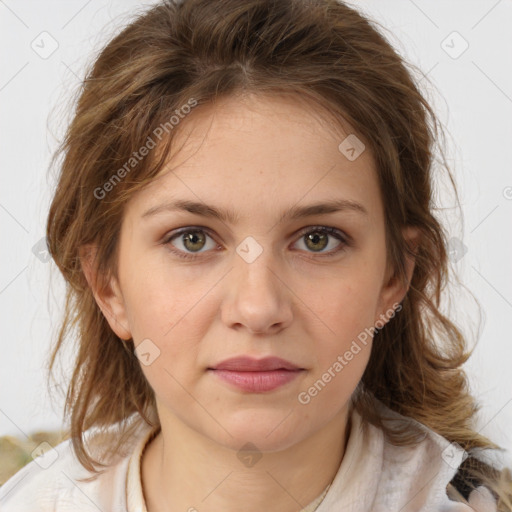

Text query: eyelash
(162, 225), (351, 261)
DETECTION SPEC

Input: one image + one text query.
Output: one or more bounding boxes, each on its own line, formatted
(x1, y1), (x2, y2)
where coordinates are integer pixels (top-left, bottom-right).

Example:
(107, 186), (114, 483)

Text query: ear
(79, 244), (132, 341)
(375, 226), (420, 326)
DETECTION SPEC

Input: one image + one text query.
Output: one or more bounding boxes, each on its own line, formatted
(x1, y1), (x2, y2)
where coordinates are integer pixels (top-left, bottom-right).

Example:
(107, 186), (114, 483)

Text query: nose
(220, 245), (293, 335)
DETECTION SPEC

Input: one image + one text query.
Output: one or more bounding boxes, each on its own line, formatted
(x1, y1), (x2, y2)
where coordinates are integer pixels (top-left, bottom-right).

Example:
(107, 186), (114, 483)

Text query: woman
(1, 0), (510, 510)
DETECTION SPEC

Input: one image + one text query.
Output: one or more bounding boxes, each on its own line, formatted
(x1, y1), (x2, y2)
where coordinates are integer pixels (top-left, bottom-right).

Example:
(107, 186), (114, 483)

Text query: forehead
(125, 92), (383, 226)
(170, 91), (357, 162)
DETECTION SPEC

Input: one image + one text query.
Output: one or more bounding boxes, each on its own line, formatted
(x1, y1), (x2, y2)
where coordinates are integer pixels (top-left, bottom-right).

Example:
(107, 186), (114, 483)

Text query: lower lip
(209, 369), (303, 392)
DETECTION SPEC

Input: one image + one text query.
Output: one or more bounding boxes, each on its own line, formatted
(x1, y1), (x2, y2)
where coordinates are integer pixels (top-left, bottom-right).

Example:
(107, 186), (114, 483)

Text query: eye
(163, 227), (218, 260)
(162, 225), (350, 261)
(291, 226), (349, 257)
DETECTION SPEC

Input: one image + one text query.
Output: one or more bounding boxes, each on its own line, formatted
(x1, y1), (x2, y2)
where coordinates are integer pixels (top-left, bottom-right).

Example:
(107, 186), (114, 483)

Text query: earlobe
(79, 244), (132, 340)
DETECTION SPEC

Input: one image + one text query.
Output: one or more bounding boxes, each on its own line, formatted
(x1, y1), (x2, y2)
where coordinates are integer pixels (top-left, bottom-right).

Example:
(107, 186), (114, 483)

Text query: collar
(124, 401), (467, 512)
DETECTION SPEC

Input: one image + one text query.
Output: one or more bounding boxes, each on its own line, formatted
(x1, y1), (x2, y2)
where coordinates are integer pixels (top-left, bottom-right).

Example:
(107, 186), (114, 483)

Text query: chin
(207, 410), (308, 452)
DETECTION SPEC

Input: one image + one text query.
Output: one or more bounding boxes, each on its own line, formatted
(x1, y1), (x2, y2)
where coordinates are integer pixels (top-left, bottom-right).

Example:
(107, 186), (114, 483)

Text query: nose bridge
(221, 235), (293, 333)
(234, 235), (282, 301)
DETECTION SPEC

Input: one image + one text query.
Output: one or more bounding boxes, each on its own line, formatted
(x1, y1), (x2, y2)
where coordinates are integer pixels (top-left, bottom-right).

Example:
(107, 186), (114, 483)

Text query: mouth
(207, 356), (305, 393)
(209, 356), (303, 372)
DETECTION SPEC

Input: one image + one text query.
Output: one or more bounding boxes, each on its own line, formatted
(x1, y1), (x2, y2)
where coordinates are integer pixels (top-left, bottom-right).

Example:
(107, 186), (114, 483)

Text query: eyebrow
(141, 198), (368, 224)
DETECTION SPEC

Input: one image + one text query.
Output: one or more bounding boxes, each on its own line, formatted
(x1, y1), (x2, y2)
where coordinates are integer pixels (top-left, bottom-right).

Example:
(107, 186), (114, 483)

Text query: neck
(141, 407), (351, 512)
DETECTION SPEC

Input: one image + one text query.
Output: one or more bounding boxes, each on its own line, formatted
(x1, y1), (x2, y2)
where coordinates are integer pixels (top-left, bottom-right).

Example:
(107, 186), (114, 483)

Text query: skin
(83, 92), (418, 512)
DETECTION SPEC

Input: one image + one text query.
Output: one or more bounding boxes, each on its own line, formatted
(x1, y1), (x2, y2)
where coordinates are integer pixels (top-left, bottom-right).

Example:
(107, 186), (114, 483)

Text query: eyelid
(162, 224), (351, 260)
(161, 226), (221, 257)
(294, 225), (350, 244)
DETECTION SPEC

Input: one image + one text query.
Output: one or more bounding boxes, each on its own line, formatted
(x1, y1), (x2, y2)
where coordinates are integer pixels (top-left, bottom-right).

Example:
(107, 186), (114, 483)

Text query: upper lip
(209, 356), (303, 371)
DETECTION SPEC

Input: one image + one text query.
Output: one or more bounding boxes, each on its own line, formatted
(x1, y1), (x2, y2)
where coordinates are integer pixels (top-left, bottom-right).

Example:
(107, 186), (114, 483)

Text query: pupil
(184, 231), (205, 252)
(306, 232), (327, 251)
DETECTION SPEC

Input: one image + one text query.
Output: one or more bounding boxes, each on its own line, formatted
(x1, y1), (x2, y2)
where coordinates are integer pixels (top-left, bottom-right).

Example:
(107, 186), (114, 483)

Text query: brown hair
(46, 0), (511, 507)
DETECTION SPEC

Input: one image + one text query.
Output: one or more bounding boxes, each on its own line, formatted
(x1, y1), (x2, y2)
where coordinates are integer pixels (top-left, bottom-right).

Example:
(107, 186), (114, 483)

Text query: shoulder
(360, 400), (500, 511)
(0, 414), (153, 512)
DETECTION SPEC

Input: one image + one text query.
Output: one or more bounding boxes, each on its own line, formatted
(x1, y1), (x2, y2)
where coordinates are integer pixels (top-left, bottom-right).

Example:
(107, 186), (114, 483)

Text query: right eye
(163, 227), (219, 260)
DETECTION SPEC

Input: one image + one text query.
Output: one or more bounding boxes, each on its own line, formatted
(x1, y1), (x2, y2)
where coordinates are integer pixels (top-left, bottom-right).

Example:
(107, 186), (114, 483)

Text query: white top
(0, 402), (498, 511)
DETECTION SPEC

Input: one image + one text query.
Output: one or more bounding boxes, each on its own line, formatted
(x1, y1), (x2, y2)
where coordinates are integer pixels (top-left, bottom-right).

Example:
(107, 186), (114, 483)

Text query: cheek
(304, 268), (383, 347)
(122, 252), (214, 339)
(297, 268), (381, 396)
(312, 304), (374, 390)
(124, 280), (208, 410)
(296, 288), (375, 415)
(121, 259), (219, 385)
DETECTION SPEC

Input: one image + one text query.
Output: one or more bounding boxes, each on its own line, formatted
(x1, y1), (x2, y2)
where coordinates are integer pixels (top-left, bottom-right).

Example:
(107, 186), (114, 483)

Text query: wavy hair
(46, 0), (511, 507)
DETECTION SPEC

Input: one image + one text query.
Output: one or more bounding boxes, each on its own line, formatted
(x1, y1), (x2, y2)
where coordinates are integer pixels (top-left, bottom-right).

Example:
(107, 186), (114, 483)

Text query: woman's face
(94, 93), (413, 452)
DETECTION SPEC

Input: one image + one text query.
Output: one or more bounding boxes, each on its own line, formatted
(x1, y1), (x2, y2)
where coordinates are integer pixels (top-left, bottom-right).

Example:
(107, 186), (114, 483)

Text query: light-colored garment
(0, 402), (498, 511)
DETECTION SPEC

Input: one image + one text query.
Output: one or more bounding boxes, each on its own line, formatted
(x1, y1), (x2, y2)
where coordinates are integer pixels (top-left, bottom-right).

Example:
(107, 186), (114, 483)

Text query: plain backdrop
(1, 0), (511, 466)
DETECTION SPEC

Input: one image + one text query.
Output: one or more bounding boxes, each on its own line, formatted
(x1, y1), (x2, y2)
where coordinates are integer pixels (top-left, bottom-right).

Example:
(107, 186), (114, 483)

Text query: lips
(209, 356), (302, 372)
(208, 356), (305, 392)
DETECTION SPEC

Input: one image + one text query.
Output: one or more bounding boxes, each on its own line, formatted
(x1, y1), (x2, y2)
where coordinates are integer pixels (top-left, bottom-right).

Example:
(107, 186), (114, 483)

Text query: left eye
(292, 226), (347, 255)
(163, 226), (348, 260)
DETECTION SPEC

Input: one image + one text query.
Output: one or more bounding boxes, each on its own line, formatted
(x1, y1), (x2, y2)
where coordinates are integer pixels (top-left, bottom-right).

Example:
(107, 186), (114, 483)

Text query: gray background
(1, 0), (511, 465)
